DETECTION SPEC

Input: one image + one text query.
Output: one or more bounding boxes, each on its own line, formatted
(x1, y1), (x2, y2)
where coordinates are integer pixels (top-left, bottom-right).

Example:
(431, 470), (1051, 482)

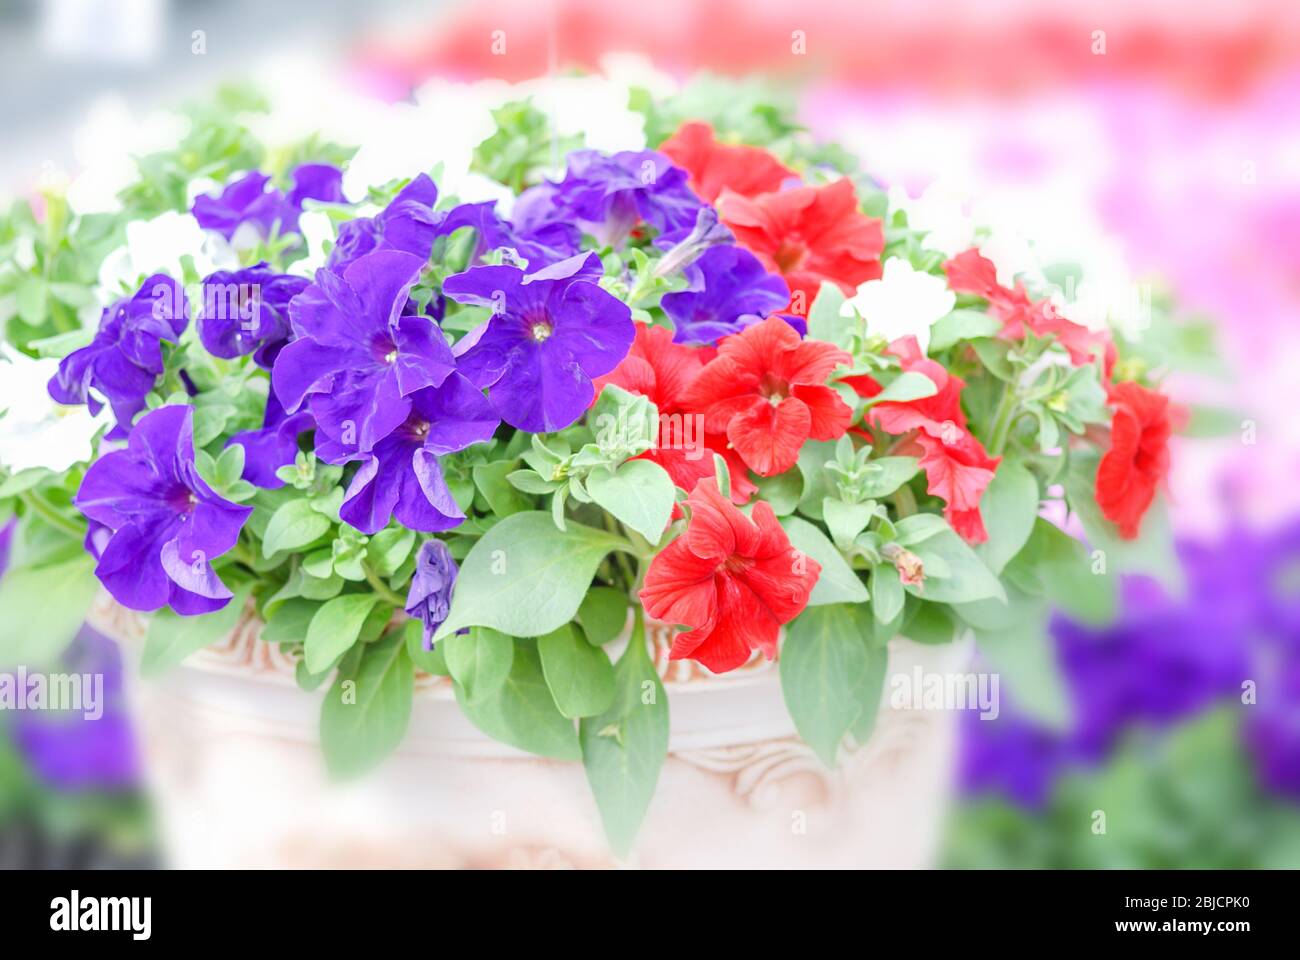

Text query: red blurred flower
(658, 121), (794, 203)
(639, 477), (819, 673)
(943, 248), (1110, 370)
(1095, 380), (1174, 539)
(847, 336), (1000, 542)
(592, 323), (755, 503)
(719, 178), (883, 317)
(681, 315), (852, 477)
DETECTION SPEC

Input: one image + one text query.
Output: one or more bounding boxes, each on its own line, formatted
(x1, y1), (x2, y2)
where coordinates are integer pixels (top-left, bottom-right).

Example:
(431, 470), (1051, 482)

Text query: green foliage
(320, 627), (414, 779)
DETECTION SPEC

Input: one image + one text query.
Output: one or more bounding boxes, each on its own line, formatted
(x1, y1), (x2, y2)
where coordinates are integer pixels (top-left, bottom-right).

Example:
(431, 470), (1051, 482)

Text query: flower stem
(363, 562), (406, 608)
(988, 383), (1020, 456)
(19, 489), (84, 540)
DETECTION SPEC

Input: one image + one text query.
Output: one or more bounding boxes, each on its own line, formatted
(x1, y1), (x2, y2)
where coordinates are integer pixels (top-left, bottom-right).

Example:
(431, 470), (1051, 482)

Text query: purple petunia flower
(442, 252), (634, 433)
(405, 539), (459, 650)
(513, 149), (703, 248)
(74, 405), (252, 615)
(660, 245), (790, 344)
(335, 374), (498, 535)
(192, 164), (346, 244)
(273, 249), (458, 460)
(328, 173), (442, 269)
(434, 200), (580, 271)
(12, 626), (140, 790)
(197, 262), (309, 369)
(226, 391), (313, 489)
(0, 517), (13, 578)
(48, 274), (188, 441)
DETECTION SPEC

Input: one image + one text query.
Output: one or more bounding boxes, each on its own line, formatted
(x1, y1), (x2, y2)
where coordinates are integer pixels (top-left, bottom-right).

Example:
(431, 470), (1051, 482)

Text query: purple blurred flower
(197, 262), (309, 368)
(273, 249), (457, 460)
(661, 245), (790, 344)
(48, 274), (187, 441)
(442, 252), (633, 432)
(192, 164), (345, 243)
(514, 149), (703, 247)
(0, 518), (13, 578)
(405, 539), (458, 650)
(74, 405), (252, 614)
(12, 626), (140, 790)
(336, 374), (498, 535)
(226, 392), (313, 489)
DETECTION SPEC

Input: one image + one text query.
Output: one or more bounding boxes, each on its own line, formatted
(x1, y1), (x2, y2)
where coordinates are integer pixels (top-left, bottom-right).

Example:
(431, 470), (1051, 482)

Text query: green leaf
(822, 498), (876, 551)
(893, 512), (950, 546)
(863, 370), (938, 406)
(780, 604), (875, 766)
(904, 600), (957, 645)
(927, 308), (1001, 352)
(846, 643), (889, 745)
(585, 458), (675, 544)
(472, 459), (531, 517)
(442, 626), (514, 703)
(539, 624), (616, 718)
(780, 516), (869, 605)
(805, 281), (851, 347)
(753, 468), (803, 516)
(454, 639), (581, 760)
(262, 498), (331, 558)
(577, 587), (630, 645)
(580, 612), (669, 857)
(320, 628), (414, 779)
(403, 619), (447, 675)
(972, 606), (1071, 730)
(908, 528), (1005, 604)
(432, 512), (634, 642)
(304, 594), (380, 674)
(0, 555), (101, 666)
(856, 456), (920, 499)
(141, 585), (252, 676)
(975, 457), (1039, 574)
(365, 528), (415, 578)
(260, 597), (318, 645)
(871, 564), (904, 624)
(1006, 518), (1116, 626)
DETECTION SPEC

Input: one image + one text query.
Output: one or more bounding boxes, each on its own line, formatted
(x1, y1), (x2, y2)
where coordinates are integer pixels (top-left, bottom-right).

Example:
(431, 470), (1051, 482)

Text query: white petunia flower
(889, 180), (975, 258)
(841, 258), (956, 355)
(96, 210), (234, 304)
(0, 345), (107, 473)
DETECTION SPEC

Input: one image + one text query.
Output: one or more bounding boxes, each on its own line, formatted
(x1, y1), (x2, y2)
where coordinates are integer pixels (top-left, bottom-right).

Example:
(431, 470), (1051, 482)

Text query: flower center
(774, 239), (808, 274)
(722, 554), (752, 575)
(530, 321), (553, 343)
(759, 372), (790, 403)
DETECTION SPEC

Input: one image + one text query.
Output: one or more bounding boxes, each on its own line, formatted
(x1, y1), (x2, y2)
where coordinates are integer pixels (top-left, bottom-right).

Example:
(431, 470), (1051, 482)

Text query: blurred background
(2, 0), (1298, 868)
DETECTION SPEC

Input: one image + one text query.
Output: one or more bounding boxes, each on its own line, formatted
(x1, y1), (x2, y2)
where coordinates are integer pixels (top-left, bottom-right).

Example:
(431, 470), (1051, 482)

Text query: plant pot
(89, 592), (973, 868)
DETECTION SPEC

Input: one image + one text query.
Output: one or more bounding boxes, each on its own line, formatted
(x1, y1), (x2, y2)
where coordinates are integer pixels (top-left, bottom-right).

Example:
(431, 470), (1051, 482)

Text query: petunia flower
(1, 344), (107, 473)
(434, 199), (581, 272)
(847, 336), (1000, 542)
(840, 257), (955, 355)
(944, 247), (1110, 369)
(640, 477), (820, 673)
(658, 120), (795, 203)
(660, 244), (790, 345)
(512, 149), (703, 248)
(327, 173), (442, 269)
(441, 252), (634, 433)
(273, 249), (458, 460)
(405, 539), (460, 650)
(197, 262), (309, 368)
(336, 373), (498, 535)
(192, 164), (346, 246)
(48, 274), (188, 441)
(1095, 380), (1174, 539)
(592, 323), (756, 503)
(74, 405), (253, 615)
(680, 315), (852, 477)
(718, 177), (883, 318)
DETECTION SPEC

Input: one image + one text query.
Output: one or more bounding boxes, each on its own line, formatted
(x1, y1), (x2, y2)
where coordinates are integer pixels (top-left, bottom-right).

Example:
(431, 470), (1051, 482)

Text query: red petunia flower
(680, 315), (852, 477)
(846, 336), (1000, 543)
(1095, 380), (1174, 539)
(639, 477), (820, 673)
(658, 121), (794, 203)
(592, 323), (755, 503)
(719, 178), (884, 318)
(943, 248), (1111, 369)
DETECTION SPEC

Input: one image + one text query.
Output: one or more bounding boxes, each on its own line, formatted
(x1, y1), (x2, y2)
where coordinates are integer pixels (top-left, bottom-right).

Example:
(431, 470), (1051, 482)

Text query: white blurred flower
(96, 211), (233, 303)
(289, 208), (336, 278)
(65, 96), (188, 216)
(889, 181), (974, 258)
(0, 345), (106, 473)
(841, 258), (956, 355)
